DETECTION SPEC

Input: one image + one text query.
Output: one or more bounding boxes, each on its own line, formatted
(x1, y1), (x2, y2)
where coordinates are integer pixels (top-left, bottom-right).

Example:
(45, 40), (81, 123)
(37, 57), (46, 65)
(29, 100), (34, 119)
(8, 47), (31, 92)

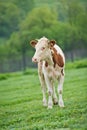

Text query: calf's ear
(48, 40), (56, 48)
(30, 40), (38, 48)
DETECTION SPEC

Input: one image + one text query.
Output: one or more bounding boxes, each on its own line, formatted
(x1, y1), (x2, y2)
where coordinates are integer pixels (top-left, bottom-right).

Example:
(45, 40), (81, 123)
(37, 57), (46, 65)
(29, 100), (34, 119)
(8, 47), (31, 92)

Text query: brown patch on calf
(45, 61), (48, 67)
(52, 48), (64, 68)
(49, 40), (56, 48)
(61, 69), (64, 76)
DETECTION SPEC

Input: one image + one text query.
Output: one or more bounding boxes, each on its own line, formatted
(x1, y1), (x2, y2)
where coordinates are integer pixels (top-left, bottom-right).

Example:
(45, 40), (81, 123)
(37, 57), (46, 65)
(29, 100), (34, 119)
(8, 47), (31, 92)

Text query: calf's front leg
(44, 73), (53, 109)
(38, 63), (47, 107)
(52, 85), (58, 105)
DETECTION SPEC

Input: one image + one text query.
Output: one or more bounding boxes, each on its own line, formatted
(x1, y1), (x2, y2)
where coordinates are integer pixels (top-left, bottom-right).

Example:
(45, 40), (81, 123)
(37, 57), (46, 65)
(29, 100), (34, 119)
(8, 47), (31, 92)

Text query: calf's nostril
(34, 58), (37, 61)
(32, 58), (37, 62)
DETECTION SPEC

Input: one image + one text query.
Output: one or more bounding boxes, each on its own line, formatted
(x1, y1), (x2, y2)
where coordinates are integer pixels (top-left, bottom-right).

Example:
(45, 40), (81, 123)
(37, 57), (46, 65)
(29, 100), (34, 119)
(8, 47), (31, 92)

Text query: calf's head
(30, 37), (56, 63)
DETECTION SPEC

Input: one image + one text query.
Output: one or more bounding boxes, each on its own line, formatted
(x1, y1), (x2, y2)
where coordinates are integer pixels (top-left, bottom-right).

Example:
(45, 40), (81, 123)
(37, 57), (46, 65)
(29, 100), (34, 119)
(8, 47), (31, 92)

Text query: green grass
(0, 67), (87, 129)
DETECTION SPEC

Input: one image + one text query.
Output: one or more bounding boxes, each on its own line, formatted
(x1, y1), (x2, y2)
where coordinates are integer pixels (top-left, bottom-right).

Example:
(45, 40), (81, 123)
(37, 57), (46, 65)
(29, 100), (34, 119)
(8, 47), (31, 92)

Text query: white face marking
(32, 37), (50, 62)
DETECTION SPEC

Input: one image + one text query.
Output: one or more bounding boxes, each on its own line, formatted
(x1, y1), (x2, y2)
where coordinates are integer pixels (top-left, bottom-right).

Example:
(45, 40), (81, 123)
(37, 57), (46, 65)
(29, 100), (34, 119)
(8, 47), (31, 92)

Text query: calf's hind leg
(57, 74), (64, 107)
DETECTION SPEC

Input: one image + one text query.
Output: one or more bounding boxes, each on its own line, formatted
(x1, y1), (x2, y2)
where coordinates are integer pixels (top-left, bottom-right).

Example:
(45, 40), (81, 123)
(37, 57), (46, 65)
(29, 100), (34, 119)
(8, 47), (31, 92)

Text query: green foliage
(23, 68), (38, 76)
(77, 12), (87, 46)
(0, 74), (10, 80)
(20, 7), (57, 31)
(11, 0), (34, 15)
(0, 67), (87, 129)
(0, 74), (8, 80)
(74, 59), (87, 68)
(7, 30), (33, 62)
(67, 1), (84, 24)
(0, 2), (21, 37)
(0, 44), (9, 62)
(0, 0), (35, 17)
(66, 59), (87, 69)
(0, 0), (87, 65)
(66, 1), (87, 47)
(0, 0), (35, 38)
(50, 22), (79, 50)
(7, 7), (58, 56)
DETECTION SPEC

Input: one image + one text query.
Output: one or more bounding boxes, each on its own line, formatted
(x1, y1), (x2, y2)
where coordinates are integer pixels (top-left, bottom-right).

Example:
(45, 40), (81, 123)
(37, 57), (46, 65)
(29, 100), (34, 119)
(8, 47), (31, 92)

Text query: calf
(30, 37), (65, 109)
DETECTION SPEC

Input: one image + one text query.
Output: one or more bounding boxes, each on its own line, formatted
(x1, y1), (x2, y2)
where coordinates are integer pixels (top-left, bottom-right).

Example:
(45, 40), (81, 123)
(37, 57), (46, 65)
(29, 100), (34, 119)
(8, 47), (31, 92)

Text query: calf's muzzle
(32, 57), (38, 63)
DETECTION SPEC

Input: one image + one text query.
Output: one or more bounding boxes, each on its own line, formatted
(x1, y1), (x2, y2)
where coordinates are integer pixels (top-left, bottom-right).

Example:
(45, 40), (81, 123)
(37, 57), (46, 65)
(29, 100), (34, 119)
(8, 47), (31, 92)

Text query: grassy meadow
(0, 60), (87, 130)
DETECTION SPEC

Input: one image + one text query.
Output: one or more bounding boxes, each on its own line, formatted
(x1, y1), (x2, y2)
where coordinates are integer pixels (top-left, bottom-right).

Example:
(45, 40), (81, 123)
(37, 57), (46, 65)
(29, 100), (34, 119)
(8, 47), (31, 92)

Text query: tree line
(0, 0), (87, 71)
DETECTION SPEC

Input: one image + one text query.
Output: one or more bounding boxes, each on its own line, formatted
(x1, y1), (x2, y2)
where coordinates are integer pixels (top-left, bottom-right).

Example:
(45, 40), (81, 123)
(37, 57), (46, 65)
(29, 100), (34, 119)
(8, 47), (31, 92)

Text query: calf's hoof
(47, 105), (53, 109)
(48, 102), (53, 109)
(53, 98), (58, 105)
(43, 100), (47, 107)
(59, 100), (64, 108)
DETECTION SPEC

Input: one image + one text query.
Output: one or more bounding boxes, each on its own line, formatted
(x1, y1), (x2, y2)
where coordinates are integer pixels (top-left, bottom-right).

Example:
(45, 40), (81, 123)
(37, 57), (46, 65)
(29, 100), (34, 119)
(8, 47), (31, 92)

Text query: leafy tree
(20, 7), (58, 32)
(75, 9), (87, 47)
(0, 0), (34, 17)
(67, 1), (87, 48)
(11, 0), (35, 17)
(7, 7), (58, 70)
(0, 0), (35, 38)
(57, 0), (87, 59)
(0, 2), (21, 37)
(66, 1), (84, 25)
(0, 43), (9, 72)
(1, 1), (87, 69)
(15, 6), (82, 61)
(7, 31), (32, 71)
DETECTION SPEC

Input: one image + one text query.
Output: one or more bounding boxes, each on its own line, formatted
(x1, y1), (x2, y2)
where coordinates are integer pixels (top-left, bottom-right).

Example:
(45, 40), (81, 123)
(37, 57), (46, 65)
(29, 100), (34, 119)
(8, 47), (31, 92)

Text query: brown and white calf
(30, 37), (65, 109)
